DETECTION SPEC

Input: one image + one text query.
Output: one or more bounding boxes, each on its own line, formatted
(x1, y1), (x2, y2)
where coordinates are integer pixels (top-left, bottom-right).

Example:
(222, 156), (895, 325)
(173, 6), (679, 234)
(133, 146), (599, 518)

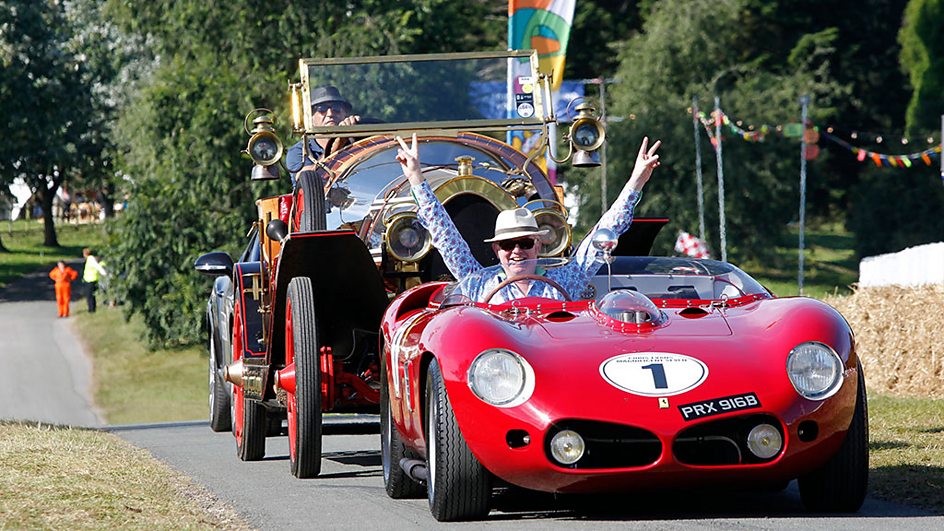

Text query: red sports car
(379, 252), (867, 521)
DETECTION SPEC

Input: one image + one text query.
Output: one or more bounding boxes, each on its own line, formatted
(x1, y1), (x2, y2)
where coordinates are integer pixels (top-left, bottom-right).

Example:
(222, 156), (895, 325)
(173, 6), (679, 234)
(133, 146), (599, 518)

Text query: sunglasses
(497, 238), (537, 251)
(313, 102), (348, 114)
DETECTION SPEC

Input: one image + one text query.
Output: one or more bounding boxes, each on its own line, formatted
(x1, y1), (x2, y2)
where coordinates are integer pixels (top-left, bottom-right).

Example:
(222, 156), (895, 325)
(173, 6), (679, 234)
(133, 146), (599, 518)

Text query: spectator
(82, 248), (107, 313)
(49, 261), (79, 318)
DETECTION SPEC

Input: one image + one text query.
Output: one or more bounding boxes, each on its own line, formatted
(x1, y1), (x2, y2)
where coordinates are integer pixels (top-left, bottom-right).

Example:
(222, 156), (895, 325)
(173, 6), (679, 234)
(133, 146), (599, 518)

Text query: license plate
(678, 392), (761, 421)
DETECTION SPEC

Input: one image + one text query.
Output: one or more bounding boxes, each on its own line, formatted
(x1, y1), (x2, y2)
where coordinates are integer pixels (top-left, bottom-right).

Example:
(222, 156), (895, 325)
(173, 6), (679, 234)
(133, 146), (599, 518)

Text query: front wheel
(798, 363), (869, 512)
(286, 277), (323, 478)
(208, 332), (231, 432)
(426, 359), (491, 521)
(381, 353), (423, 498)
(233, 384), (266, 461)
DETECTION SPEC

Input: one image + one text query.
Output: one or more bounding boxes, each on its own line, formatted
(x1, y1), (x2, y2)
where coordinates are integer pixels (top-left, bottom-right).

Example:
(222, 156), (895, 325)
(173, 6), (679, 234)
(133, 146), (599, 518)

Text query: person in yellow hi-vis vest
(82, 248), (107, 313)
(49, 261), (79, 317)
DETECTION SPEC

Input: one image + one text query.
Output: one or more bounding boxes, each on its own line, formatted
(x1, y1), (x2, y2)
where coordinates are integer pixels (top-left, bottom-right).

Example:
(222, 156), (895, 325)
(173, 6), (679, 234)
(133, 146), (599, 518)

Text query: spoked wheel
(286, 277), (322, 478)
(208, 332), (231, 432)
(798, 362), (869, 512)
(426, 359), (491, 521)
(381, 353), (423, 498)
(232, 300), (266, 461)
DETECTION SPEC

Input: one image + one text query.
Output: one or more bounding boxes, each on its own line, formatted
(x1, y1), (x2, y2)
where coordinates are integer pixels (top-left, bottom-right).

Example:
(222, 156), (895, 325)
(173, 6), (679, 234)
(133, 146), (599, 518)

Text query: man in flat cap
(286, 85), (361, 183)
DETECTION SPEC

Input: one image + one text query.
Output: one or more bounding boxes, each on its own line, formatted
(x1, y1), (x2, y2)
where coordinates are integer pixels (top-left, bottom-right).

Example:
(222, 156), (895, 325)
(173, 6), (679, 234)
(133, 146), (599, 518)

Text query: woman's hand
(395, 133), (423, 186)
(627, 136), (661, 192)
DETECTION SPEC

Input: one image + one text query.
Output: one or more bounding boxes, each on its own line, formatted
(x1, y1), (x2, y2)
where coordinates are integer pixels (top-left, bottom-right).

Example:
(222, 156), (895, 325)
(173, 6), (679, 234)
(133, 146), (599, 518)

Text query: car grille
(673, 414), (784, 466)
(546, 420), (662, 469)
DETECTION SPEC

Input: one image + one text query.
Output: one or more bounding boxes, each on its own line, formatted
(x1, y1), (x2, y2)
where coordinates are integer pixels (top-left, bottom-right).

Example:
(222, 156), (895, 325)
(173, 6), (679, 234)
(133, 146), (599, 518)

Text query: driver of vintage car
(396, 134), (661, 304)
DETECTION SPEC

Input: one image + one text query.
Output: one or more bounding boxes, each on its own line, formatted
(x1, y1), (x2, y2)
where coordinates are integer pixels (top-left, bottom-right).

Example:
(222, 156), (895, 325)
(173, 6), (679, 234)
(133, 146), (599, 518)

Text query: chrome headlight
(468, 349), (535, 407)
(786, 342), (843, 400)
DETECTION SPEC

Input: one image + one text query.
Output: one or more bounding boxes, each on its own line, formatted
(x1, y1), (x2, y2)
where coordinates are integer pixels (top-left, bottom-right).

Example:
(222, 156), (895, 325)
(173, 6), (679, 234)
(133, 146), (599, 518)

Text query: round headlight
(385, 213), (432, 262)
(246, 131), (283, 166)
(549, 430), (585, 465)
(468, 349), (535, 407)
(569, 117), (606, 151)
(746, 423), (783, 459)
(786, 342), (843, 400)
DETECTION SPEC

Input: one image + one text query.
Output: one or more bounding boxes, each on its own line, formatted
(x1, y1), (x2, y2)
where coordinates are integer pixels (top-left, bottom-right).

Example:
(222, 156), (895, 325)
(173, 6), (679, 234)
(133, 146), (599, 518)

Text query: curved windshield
(590, 256), (769, 301)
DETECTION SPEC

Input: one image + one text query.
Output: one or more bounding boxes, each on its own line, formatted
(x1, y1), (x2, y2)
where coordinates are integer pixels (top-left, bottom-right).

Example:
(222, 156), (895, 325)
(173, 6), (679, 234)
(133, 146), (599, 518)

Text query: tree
(899, 0), (944, 136)
(0, 0), (95, 248)
(567, 0), (848, 264)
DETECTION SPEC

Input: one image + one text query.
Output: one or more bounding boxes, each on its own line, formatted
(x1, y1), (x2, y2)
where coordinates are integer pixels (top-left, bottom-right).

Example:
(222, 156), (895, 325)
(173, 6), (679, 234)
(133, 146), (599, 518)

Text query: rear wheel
(286, 277), (323, 478)
(381, 352), (423, 498)
(426, 359), (491, 521)
(208, 331), (231, 432)
(295, 170), (326, 232)
(232, 300), (266, 461)
(798, 363), (869, 512)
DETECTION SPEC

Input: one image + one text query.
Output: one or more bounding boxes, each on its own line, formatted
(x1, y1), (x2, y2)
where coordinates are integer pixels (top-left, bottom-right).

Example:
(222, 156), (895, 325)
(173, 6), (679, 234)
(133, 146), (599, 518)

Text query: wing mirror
(194, 252), (234, 277)
(591, 228), (618, 292)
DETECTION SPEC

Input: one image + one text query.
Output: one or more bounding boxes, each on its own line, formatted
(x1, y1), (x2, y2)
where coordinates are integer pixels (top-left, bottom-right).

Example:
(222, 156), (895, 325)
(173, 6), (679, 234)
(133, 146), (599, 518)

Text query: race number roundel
(600, 352), (709, 397)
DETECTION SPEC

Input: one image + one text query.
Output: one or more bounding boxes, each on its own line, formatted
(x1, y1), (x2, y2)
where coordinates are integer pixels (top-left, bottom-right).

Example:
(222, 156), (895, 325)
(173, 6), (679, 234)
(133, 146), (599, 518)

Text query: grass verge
(73, 306), (207, 424)
(868, 394), (944, 513)
(0, 422), (247, 529)
(0, 220), (108, 289)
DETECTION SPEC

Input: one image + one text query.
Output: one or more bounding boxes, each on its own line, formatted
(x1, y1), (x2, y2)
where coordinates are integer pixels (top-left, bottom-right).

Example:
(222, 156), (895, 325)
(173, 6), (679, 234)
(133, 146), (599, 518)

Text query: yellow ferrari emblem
(658, 397), (669, 409)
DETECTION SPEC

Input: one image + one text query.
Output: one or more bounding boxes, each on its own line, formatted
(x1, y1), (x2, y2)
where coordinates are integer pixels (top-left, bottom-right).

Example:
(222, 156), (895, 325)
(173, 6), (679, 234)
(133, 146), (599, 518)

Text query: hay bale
(823, 285), (944, 399)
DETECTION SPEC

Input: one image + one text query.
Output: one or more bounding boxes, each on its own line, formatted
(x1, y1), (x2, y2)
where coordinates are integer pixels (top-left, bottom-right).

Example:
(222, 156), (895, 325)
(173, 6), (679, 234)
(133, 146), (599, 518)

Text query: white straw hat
(483, 208), (550, 243)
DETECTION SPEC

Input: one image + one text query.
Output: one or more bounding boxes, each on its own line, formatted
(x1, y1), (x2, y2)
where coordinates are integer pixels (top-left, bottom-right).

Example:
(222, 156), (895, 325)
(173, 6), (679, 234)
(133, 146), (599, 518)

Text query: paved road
(114, 418), (941, 530)
(0, 263), (102, 427)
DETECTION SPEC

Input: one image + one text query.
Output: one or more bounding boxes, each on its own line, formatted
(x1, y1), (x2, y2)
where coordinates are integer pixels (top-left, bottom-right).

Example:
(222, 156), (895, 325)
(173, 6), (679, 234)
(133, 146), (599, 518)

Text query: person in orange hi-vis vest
(49, 261), (79, 317)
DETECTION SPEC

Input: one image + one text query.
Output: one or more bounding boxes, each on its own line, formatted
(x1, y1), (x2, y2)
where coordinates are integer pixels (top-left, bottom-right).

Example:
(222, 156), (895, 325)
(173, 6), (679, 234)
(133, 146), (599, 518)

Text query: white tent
(1, 178), (34, 221)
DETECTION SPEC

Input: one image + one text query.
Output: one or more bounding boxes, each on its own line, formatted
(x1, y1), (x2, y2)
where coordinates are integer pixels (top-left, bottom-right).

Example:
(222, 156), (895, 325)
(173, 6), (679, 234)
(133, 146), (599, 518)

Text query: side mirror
(194, 252), (234, 277)
(266, 219), (289, 244)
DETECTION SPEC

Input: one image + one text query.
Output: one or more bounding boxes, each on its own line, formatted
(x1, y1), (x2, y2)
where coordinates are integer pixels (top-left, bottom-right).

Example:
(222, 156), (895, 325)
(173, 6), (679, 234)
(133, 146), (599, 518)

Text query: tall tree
(899, 0), (944, 136)
(0, 0), (98, 248)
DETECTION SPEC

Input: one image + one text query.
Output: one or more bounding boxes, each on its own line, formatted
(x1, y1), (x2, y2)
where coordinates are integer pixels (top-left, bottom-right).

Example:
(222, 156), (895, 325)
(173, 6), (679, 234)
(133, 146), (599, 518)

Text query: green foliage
(899, 0), (944, 136)
(569, 0), (848, 263)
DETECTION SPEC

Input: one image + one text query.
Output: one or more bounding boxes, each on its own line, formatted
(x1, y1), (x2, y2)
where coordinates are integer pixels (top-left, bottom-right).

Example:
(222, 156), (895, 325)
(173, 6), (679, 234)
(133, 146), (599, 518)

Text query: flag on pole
(508, 0), (577, 183)
(674, 231), (712, 259)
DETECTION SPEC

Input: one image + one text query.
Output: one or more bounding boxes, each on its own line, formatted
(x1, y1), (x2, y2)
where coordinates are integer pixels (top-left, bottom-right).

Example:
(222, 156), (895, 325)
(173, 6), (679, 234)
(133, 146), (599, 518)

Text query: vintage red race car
(380, 251), (868, 521)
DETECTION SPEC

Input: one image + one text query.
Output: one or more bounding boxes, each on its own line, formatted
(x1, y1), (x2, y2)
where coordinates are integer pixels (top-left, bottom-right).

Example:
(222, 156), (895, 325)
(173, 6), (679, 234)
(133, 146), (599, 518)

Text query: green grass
(0, 219), (108, 289)
(0, 422), (247, 529)
(868, 394), (944, 513)
(73, 306), (207, 425)
(744, 223), (859, 299)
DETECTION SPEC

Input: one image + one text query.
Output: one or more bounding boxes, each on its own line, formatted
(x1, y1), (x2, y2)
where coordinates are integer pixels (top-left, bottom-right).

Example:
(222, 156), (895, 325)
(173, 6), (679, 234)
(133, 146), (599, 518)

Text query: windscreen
(300, 51), (545, 135)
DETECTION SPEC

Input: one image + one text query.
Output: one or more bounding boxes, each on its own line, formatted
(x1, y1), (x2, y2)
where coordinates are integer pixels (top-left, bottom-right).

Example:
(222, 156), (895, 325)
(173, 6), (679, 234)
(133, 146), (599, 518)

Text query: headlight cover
(468, 349), (535, 408)
(786, 342), (843, 400)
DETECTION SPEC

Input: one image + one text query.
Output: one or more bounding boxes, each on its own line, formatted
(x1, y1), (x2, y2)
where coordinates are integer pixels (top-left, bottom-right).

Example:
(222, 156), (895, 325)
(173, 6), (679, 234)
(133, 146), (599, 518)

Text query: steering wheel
(482, 274), (571, 304)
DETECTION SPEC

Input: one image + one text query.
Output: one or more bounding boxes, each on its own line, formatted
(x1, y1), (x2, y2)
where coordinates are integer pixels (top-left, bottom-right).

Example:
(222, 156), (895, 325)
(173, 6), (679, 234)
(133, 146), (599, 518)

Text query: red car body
(381, 257), (866, 518)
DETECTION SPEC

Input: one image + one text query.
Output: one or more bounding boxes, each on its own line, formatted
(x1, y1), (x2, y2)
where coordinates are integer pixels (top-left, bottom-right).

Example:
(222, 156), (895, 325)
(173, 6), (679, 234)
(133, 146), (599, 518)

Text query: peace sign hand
(628, 136), (662, 192)
(395, 133), (423, 186)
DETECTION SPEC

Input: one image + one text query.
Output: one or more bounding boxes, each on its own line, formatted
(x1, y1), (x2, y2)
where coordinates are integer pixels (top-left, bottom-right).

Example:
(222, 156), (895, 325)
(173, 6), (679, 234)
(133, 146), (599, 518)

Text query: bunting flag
(509, 0), (576, 183)
(675, 231), (712, 259)
(690, 108), (943, 171)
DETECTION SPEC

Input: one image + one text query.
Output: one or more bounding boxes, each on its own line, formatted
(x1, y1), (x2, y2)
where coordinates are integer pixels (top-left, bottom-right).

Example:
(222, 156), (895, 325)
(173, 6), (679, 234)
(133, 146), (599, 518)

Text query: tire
(295, 170), (326, 232)
(798, 363), (869, 512)
(232, 299), (266, 461)
(426, 359), (491, 521)
(286, 277), (323, 478)
(208, 330), (231, 432)
(381, 352), (423, 499)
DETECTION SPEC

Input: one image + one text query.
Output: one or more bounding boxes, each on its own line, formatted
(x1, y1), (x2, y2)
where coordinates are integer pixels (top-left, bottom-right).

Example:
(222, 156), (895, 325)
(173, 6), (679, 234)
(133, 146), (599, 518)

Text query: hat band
(493, 226), (540, 238)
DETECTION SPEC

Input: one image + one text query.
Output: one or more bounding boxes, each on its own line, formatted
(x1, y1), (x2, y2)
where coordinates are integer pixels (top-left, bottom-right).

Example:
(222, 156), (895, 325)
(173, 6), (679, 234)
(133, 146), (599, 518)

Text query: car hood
(534, 305), (733, 339)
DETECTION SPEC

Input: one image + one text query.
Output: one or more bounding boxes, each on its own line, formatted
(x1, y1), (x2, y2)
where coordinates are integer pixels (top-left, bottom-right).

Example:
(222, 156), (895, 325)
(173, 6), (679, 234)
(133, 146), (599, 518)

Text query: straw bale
(823, 285), (944, 399)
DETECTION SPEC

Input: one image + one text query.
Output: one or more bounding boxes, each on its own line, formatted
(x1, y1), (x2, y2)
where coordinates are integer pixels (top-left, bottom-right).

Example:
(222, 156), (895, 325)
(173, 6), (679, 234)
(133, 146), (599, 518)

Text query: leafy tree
(567, 0), (848, 264)
(899, 0), (944, 136)
(0, 0), (95, 248)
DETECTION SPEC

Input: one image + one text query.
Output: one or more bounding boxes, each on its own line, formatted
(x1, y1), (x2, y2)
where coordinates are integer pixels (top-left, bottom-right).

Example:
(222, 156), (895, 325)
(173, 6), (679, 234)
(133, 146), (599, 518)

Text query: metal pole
(692, 96), (706, 241)
(798, 95), (810, 296)
(714, 96), (727, 262)
(599, 81), (608, 213)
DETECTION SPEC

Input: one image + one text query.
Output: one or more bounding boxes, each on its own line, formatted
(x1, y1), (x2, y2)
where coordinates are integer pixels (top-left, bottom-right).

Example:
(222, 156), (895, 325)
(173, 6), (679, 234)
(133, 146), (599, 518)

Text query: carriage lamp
(243, 109), (284, 181)
(786, 342), (843, 400)
(746, 423), (783, 459)
(549, 430), (585, 465)
(384, 212), (432, 262)
(569, 103), (606, 167)
(289, 82), (304, 132)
